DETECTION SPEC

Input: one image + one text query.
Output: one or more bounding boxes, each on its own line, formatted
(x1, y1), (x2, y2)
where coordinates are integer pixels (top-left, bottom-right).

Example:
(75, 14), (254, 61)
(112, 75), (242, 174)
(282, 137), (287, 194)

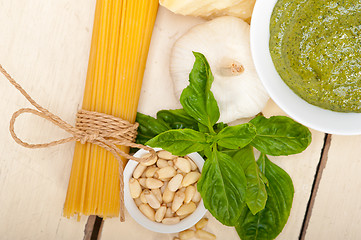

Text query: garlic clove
(170, 16), (269, 123)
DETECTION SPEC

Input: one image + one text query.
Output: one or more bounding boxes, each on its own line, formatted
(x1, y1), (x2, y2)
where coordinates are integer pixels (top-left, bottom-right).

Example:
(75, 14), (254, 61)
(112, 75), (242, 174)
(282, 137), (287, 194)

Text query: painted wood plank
(304, 135), (361, 240)
(0, 0), (96, 239)
(300, 134), (331, 239)
(101, 7), (325, 240)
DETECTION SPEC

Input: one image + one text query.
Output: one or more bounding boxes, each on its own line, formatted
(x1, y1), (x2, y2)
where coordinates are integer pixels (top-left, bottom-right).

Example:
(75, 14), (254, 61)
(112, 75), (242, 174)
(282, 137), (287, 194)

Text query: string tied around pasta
(0, 64), (156, 222)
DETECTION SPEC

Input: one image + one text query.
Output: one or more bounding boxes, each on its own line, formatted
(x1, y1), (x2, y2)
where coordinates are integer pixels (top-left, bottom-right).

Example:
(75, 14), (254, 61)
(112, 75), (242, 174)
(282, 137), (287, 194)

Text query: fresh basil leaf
(257, 154), (270, 187)
(215, 123), (257, 150)
(135, 112), (170, 144)
(219, 148), (240, 157)
(257, 153), (267, 173)
(250, 115), (312, 156)
(198, 123), (210, 133)
(213, 122), (228, 134)
(146, 129), (206, 156)
(236, 155), (294, 240)
(198, 122), (228, 135)
(233, 146), (267, 215)
(156, 109), (199, 130)
(180, 52), (220, 129)
(203, 145), (213, 159)
(198, 150), (246, 226)
(259, 171), (269, 187)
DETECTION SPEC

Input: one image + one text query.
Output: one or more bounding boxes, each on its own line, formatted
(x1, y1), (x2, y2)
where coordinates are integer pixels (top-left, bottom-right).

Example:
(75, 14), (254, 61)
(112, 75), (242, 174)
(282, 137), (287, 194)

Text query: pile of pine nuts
(129, 150), (202, 224)
(175, 218), (216, 240)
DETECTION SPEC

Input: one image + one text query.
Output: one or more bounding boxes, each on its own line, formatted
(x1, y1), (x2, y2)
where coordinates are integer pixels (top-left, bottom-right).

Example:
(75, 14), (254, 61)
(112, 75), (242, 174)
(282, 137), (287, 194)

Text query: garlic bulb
(159, 0), (256, 22)
(170, 16), (269, 123)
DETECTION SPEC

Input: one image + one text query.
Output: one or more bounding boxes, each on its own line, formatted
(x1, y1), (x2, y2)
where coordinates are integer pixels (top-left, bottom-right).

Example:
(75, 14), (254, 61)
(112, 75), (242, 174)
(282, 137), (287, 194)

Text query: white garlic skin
(170, 16), (269, 123)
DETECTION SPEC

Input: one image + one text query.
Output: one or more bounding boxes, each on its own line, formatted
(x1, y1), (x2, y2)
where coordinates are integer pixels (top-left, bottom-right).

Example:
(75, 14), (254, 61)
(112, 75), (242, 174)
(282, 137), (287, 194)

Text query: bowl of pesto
(250, 0), (361, 135)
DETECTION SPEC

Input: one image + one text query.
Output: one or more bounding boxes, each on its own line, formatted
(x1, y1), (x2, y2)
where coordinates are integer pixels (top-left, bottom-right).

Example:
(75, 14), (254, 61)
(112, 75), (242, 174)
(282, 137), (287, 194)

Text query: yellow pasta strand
(63, 0), (159, 219)
(63, 0), (102, 217)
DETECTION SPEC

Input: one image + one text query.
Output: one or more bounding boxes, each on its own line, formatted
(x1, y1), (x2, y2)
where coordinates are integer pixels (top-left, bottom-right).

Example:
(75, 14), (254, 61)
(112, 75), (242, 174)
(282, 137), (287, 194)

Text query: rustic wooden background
(0, 1), (360, 239)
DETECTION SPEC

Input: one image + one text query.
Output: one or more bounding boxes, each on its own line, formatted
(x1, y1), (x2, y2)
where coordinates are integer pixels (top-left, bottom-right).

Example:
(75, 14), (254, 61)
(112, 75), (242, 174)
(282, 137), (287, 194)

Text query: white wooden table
(0, 1), (359, 239)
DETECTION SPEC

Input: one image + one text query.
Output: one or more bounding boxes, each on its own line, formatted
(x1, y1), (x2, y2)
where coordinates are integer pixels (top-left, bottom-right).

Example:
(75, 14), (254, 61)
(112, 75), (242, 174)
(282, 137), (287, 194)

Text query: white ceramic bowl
(251, 0), (361, 135)
(124, 148), (207, 233)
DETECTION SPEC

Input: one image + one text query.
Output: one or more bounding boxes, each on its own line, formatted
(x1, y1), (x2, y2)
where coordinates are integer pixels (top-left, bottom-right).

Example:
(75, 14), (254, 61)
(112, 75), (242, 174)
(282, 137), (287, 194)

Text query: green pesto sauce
(270, 0), (361, 112)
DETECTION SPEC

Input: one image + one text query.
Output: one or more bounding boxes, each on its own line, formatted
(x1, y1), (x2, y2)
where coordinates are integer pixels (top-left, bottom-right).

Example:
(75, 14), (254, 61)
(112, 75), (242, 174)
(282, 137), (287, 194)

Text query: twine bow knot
(80, 130), (100, 144)
(0, 64), (156, 221)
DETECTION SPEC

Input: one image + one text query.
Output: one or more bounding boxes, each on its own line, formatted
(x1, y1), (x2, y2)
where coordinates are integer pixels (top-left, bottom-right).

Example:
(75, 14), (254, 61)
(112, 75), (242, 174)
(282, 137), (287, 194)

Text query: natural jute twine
(0, 64), (156, 222)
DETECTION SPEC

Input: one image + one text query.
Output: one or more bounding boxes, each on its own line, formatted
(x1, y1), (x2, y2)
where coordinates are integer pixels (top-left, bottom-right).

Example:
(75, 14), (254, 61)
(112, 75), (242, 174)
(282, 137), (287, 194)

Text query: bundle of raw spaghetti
(63, 0), (159, 220)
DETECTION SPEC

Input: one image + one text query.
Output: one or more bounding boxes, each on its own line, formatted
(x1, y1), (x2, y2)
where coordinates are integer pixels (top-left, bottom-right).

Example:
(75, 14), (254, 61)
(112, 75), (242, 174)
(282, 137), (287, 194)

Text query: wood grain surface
(305, 135), (361, 240)
(0, 0), (95, 239)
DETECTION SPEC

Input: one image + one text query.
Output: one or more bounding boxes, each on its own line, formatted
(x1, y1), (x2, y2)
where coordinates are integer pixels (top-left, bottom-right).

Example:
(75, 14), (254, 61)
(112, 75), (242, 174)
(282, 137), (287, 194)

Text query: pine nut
(186, 156), (198, 171)
(138, 178), (147, 188)
(161, 177), (172, 182)
(165, 207), (173, 218)
(145, 166), (159, 178)
(176, 202), (197, 216)
(195, 218), (209, 230)
(192, 190), (201, 203)
(155, 204), (167, 222)
(134, 198), (142, 207)
(157, 150), (175, 160)
(139, 204), (155, 221)
(182, 172), (201, 187)
(151, 188), (163, 203)
(168, 174), (183, 192)
(161, 181), (168, 193)
(129, 178), (142, 198)
(133, 150), (203, 225)
(157, 159), (169, 168)
(140, 190), (148, 204)
(184, 185), (196, 204)
(162, 217), (180, 225)
(179, 214), (190, 220)
(179, 230), (195, 240)
(195, 230), (216, 240)
(155, 166), (176, 179)
(144, 189), (161, 209)
(163, 187), (175, 203)
(146, 178), (163, 189)
(172, 191), (185, 212)
(141, 153), (158, 166)
(174, 157), (191, 173)
(133, 164), (147, 179)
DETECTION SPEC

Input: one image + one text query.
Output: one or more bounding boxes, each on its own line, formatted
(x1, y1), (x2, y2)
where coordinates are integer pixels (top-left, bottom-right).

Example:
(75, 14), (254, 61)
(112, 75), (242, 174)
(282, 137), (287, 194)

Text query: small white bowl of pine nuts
(124, 148), (207, 233)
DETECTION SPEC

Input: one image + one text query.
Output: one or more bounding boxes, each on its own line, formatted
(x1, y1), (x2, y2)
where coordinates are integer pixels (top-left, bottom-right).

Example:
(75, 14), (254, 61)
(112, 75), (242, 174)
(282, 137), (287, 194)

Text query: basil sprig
(137, 52), (311, 240)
